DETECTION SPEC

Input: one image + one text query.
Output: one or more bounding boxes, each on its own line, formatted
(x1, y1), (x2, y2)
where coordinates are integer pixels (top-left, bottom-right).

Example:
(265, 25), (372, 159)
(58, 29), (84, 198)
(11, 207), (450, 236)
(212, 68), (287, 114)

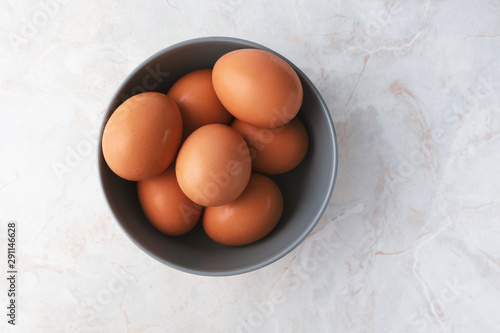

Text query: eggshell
(167, 69), (233, 139)
(212, 48), (303, 128)
(203, 173), (283, 246)
(231, 117), (309, 174)
(102, 92), (182, 181)
(175, 124), (252, 207)
(137, 164), (202, 236)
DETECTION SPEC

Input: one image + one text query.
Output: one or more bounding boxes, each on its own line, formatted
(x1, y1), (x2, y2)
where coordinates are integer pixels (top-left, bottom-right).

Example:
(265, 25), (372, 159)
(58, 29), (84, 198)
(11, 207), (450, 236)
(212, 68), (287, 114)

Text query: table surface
(2, 1), (500, 332)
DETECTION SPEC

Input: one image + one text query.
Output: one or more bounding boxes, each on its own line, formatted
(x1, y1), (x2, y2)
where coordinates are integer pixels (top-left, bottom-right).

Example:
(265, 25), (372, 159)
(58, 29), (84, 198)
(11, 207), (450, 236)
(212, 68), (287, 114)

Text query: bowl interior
(98, 37), (337, 276)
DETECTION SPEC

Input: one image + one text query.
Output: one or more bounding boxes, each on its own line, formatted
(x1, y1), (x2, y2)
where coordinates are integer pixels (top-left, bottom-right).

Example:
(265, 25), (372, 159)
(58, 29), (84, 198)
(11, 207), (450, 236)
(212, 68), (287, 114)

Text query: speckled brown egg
(102, 92), (182, 181)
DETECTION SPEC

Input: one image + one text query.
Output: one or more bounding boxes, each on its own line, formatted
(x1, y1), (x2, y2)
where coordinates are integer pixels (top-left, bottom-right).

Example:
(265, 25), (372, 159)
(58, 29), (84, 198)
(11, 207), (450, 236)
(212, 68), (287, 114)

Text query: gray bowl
(98, 36), (338, 276)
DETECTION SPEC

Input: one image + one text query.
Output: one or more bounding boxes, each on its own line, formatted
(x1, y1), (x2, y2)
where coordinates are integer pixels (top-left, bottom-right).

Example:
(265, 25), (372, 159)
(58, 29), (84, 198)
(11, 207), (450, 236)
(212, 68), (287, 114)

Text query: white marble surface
(1, 0), (500, 332)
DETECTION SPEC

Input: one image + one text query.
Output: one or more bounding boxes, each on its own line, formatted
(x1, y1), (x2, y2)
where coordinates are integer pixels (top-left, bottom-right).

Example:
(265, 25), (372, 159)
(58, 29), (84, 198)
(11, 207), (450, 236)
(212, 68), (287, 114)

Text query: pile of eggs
(102, 49), (309, 246)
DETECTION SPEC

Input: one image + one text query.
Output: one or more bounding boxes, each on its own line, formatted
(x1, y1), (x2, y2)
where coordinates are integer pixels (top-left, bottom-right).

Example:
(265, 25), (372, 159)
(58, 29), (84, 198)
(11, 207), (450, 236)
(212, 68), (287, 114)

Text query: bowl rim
(98, 36), (338, 276)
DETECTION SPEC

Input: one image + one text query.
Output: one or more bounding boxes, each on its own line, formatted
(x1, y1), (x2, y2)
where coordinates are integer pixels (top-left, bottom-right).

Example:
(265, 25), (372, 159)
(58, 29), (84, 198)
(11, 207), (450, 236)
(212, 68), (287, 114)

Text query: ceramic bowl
(98, 36), (338, 276)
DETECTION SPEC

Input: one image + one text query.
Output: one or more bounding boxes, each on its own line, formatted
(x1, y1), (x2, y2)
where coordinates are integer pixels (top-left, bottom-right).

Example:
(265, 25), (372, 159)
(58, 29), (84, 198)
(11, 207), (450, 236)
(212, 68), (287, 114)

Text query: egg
(102, 92), (182, 181)
(231, 117), (309, 174)
(203, 173), (283, 246)
(175, 124), (252, 207)
(212, 48), (303, 128)
(137, 164), (203, 236)
(168, 69), (233, 138)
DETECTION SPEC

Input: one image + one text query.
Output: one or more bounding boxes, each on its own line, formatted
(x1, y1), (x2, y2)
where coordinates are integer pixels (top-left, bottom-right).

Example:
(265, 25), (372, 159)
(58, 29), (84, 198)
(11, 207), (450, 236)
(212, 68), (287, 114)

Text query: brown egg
(137, 164), (203, 236)
(203, 173), (283, 246)
(212, 49), (303, 128)
(102, 92), (182, 181)
(175, 124), (252, 207)
(167, 69), (233, 139)
(231, 117), (309, 174)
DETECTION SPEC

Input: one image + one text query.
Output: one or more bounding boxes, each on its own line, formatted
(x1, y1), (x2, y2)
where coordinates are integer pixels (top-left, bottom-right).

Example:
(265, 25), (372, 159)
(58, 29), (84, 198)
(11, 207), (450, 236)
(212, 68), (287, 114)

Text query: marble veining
(1, 0), (500, 332)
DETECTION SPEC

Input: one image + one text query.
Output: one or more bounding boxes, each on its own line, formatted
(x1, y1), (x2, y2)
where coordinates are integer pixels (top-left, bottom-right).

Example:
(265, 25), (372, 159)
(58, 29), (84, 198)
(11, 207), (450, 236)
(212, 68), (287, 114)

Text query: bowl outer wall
(98, 36), (338, 276)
